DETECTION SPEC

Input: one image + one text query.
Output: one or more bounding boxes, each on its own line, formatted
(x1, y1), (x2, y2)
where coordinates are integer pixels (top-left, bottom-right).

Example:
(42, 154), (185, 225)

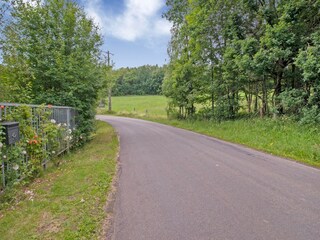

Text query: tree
(163, 0), (320, 122)
(2, 0), (104, 138)
(110, 65), (165, 97)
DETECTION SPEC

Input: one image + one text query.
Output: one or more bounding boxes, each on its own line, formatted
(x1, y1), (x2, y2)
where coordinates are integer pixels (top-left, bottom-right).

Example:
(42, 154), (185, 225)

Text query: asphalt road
(97, 115), (320, 240)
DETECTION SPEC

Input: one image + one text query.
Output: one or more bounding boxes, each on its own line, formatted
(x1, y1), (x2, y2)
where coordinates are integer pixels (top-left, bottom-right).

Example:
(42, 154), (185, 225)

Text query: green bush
(0, 105), (71, 190)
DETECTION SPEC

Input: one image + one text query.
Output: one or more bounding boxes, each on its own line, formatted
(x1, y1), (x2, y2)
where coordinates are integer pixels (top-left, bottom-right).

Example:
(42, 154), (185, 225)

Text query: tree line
(110, 65), (165, 96)
(163, 0), (320, 123)
(0, 0), (104, 140)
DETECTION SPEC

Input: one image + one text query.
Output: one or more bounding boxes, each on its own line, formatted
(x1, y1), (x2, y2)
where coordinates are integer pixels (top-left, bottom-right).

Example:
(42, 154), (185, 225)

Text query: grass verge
(151, 118), (320, 168)
(0, 120), (118, 239)
(107, 110), (320, 168)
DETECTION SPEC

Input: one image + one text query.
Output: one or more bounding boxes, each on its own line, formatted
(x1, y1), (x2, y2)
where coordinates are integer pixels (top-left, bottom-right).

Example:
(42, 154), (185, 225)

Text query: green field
(98, 95), (168, 118)
(0, 121), (118, 239)
(99, 95), (320, 168)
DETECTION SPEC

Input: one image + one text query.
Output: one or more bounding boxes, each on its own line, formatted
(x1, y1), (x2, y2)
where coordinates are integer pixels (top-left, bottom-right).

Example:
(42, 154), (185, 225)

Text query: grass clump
(0, 121), (118, 239)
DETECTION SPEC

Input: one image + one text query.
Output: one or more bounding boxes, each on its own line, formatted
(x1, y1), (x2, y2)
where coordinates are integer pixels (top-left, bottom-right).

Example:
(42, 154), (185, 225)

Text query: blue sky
(80, 0), (171, 68)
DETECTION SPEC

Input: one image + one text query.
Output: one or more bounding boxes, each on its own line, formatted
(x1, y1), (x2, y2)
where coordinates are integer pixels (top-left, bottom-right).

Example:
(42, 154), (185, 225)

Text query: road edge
(99, 127), (121, 240)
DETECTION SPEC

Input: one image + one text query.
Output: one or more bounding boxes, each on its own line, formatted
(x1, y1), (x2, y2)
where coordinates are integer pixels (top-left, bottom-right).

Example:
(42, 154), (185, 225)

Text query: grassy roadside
(104, 112), (319, 168)
(98, 95), (320, 168)
(150, 117), (320, 168)
(0, 121), (118, 239)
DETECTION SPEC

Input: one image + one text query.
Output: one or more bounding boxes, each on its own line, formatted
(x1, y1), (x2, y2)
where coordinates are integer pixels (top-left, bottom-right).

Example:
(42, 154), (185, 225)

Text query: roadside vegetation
(96, 0), (320, 167)
(0, 121), (118, 239)
(156, 118), (320, 168)
(1, 0), (103, 139)
(0, 1), (119, 237)
(101, 95), (320, 168)
(162, 0), (320, 124)
(0, 0), (109, 191)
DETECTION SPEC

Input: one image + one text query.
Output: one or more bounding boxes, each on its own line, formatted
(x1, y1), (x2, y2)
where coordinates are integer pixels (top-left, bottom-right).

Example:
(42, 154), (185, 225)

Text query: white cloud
(84, 0), (171, 42)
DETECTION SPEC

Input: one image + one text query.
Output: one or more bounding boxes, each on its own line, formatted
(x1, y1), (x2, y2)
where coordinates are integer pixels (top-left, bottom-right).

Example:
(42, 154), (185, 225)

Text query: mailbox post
(0, 122), (20, 188)
(1, 122), (20, 145)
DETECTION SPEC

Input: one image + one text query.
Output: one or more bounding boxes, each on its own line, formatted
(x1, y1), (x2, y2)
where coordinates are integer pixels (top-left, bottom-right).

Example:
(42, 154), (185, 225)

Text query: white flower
(0, 142), (3, 148)
(63, 123), (67, 127)
(12, 164), (19, 171)
(50, 119), (56, 124)
(3, 155), (6, 159)
(22, 150), (27, 155)
(52, 151), (56, 154)
(57, 123), (61, 128)
(67, 129), (72, 134)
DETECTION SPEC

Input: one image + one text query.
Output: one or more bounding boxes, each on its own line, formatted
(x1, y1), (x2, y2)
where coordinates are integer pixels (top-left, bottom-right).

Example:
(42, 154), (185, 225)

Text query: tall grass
(99, 95), (320, 167)
(154, 117), (320, 167)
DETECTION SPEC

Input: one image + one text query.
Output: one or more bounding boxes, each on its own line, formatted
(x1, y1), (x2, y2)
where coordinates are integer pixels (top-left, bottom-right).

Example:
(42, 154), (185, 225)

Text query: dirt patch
(37, 212), (65, 235)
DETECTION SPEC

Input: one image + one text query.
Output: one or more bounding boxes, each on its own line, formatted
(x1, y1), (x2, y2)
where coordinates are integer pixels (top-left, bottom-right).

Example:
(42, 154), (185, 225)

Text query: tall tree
(164, 0), (320, 121)
(2, 0), (104, 137)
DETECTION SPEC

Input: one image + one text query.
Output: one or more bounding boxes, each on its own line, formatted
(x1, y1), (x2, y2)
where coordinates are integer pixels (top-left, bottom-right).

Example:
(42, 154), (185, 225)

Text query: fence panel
(0, 103), (77, 191)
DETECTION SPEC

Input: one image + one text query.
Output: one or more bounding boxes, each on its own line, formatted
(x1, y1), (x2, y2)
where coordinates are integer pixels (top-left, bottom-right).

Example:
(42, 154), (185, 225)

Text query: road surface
(97, 115), (320, 240)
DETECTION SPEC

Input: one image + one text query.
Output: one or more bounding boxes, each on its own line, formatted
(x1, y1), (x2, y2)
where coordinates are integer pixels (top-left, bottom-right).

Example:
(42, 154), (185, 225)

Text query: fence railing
(0, 102), (77, 191)
(0, 102), (77, 130)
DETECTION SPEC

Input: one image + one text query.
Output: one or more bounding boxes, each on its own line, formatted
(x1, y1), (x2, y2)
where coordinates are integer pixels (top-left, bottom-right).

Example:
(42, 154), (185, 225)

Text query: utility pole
(104, 50), (114, 112)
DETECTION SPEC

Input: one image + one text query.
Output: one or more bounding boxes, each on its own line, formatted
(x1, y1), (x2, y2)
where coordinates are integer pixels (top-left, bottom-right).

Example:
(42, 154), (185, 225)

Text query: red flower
(0, 105), (4, 109)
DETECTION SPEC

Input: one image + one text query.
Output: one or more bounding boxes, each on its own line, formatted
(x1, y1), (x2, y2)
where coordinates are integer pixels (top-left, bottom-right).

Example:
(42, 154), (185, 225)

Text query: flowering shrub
(0, 105), (75, 190)
(0, 126), (5, 188)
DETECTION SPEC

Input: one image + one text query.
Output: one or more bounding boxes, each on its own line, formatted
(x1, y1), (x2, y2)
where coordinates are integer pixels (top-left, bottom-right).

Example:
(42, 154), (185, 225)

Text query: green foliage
(278, 89), (306, 117)
(0, 105), (69, 190)
(0, 121), (118, 239)
(1, 0), (104, 139)
(145, 117), (320, 167)
(110, 65), (166, 96)
(163, 0), (320, 123)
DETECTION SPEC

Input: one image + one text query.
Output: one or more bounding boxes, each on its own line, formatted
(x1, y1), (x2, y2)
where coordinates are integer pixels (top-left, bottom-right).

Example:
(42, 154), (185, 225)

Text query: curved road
(97, 115), (320, 240)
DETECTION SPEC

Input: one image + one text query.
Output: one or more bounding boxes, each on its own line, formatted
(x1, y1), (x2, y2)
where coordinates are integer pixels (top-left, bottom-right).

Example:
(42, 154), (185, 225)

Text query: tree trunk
(211, 65), (214, 113)
(261, 75), (268, 117)
(254, 83), (258, 113)
(273, 71), (283, 117)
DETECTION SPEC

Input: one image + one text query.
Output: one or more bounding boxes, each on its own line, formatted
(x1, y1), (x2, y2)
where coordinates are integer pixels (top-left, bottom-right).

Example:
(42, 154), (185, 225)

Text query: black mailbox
(1, 122), (20, 145)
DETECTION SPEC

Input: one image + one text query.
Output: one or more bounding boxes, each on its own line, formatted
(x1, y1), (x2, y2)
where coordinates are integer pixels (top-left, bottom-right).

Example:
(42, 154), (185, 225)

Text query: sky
(79, 0), (172, 68)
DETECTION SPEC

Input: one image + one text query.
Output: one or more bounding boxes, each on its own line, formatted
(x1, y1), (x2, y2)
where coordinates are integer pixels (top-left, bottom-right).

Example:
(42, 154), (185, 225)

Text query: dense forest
(111, 65), (165, 96)
(163, 0), (320, 123)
